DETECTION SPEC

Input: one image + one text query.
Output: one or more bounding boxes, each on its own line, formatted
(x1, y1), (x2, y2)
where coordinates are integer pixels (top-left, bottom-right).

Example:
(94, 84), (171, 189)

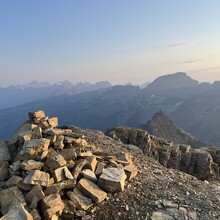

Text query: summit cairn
(0, 110), (138, 219)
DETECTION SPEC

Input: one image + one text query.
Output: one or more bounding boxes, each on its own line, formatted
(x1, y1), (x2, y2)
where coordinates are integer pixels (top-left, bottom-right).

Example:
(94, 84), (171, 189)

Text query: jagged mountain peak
(140, 111), (205, 147)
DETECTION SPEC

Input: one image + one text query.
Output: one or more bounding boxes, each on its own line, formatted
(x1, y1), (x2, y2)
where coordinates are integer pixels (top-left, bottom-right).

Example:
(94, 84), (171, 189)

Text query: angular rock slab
(40, 193), (64, 218)
(1, 202), (33, 220)
(46, 154), (66, 170)
(24, 170), (50, 187)
(124, 164), (138, 180)
(81, 169), (97, 182)
(53, 166), (73, 183)
(19, 138), (50, 160)
(21, 160), (44, 170)
(67, 187), (93, 210)
(0, 141), (11, 162)
(28, 110), (46, 119)
(0, 186), (26, 215)
(98, 167), (127, 192)
(0, 161), (9, 181)
(77, 178), (107, 203)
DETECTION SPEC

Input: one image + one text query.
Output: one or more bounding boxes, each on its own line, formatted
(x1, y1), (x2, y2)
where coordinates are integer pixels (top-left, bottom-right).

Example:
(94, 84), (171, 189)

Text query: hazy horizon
(1, 1), (220, 86)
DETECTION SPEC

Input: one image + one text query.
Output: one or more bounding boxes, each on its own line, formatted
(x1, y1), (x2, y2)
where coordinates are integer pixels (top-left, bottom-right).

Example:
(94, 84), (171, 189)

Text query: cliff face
(0, 111), (220, 220)
(106, 126), (220, 180)
(141, 111), (206, 147)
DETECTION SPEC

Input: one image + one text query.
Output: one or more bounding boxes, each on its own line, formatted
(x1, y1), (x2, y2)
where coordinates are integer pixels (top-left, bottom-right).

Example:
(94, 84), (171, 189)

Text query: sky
(0, 0), (220, 86)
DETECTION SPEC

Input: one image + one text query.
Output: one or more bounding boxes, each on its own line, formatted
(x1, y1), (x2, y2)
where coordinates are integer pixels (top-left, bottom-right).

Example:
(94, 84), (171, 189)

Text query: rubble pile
(0, 111), (138, 219)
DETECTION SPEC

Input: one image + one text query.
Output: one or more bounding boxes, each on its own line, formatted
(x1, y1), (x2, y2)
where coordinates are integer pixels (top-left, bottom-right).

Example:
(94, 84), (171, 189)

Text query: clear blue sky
(1, 0), (220, 85)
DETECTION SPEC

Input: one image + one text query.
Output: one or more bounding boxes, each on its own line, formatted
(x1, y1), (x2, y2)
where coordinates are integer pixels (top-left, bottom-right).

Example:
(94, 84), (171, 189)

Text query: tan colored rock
(1, 202), (33, 220)
(54, 135), (64, 150)
(6, 175), (23, 187)
(67, 187), (93, 210)
(72, 138), (88, 148)
(38, 117), (50, 130)
(53, 166), (73, 183)
(46, 154), (66, 169)
(0, 141), (11, 162)
(0, 161), (9, 181)
(84, 156), (97, 172)
(19, 138), (50, 160)
(24, 170), (50, 187)
(60, 148), (77, 161)
(81, 169), (97, 182)
(17, 182), (33, 191)
(98, 167), (127, 192)
(0, 186), (26, 215)
(40, 193), (64, 218)
(77, 151), (93, 157)
(28, 110), (46, 119)
(95, 162), (106, 176)
(48, 117), (58, 128)
(21, 160), (44, 170)
(124, 164), (138, 180)
(77, 178), (107, 203)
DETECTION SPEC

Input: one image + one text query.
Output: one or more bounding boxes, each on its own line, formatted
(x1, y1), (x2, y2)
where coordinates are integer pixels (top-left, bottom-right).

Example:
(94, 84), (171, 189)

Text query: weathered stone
(28, 110), (46, 119)
(81, 169), (97, 182)
(53, 166), (73, 183)
(40, 193), (64, 218)
(46, 154), (66, 169)
(38, 118), (50, 130)
(6, 175), (23, 187)
(84, 156), (97, 172)
(0, 141), (11, 162)
(77, 178), (107, 203)
(72, 138), (88, 148)
(1, 202), (33, 220)
(60, 148), (77, 161)
(75, 210), (86, 217)
(30, 209), (41, 220)
(98, 167), (127, 192)
(71, 159), (87, 179)
(32, 127), (42, 139)
(78, 151), (93, 157)
(24, 170), (50, 187)
(67, 187), (93, 210)
(0, 161), (9, 181)
(44, 182), (64, 195)
(61, 199), (75, 218)
(48, 117), (58, 128)
(108, 159), (119, 167)
(54, 135), (64, 150)
(117, 152), (133, 166)
(0, 186), (26, 214)
(10, 160), (21, 172)
(21, 160), (44, 170)
(19, 138), (50, 160)
(43, 128), (64, 136)
(17, 182), (33, 191)
(25, 184), (45, 204)
(95, 162), (106, 176)
(124, 164), (138, 180)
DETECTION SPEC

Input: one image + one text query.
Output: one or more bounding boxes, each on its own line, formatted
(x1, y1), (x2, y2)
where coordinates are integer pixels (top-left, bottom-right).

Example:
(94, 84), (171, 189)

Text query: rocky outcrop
(0, 111), (137, 219)
(106, 126), (219, 180)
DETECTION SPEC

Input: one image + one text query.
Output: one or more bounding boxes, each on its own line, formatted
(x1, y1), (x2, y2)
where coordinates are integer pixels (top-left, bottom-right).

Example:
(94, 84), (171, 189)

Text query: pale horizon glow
(0, 1), (220, 86)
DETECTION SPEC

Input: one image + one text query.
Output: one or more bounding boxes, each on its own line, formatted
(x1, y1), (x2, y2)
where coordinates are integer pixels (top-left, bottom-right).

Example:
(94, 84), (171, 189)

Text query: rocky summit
(0, 111), (220, 220)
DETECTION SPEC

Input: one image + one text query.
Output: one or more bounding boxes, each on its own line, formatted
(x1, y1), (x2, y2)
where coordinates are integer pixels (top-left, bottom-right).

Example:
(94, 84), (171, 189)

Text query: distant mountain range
(0, 80), (111, 110)
(140, 111), (206, 147)
(1, 72), (220, 146)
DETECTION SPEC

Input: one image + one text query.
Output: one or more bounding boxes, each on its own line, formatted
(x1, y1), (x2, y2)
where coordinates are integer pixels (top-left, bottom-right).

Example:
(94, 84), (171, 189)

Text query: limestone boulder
(1, 202), (33, 220)
(24, 170), (50, 187)
(98, 167), (127, 192)
(77, 178), (107, 203)
(40, 193), (64, 218)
